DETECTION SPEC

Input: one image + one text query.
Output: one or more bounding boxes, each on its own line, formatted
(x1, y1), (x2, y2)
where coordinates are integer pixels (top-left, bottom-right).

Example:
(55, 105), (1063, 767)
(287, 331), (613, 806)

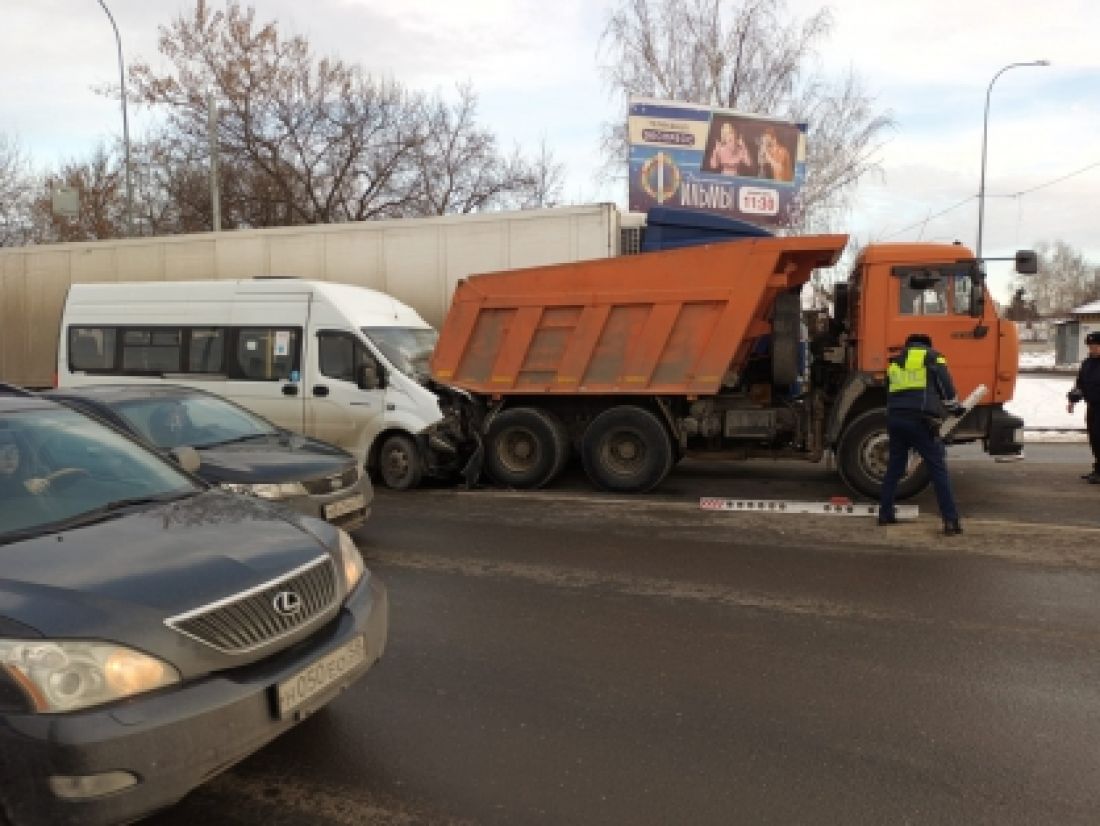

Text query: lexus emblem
(273, 590), (303, 617)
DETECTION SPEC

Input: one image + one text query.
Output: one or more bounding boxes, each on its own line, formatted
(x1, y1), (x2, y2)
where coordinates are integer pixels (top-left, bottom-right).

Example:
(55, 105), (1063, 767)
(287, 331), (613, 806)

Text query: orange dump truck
(431, 224), (1031, 497)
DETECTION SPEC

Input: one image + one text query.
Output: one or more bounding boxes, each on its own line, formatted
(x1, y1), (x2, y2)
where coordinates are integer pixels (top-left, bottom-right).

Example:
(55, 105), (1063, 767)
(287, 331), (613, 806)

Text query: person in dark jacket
(1067, 331), (1100, 483)
(878, 332), (967, 535)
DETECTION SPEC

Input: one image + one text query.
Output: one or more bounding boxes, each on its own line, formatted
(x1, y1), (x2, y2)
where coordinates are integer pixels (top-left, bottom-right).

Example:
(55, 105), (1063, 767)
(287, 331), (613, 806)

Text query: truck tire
(836, 409), (930, 500)
(377, 434), (424, 490)
(542, 410), (573, 485)
(581, 406), (673, 493)
(485, 408), (567, 489)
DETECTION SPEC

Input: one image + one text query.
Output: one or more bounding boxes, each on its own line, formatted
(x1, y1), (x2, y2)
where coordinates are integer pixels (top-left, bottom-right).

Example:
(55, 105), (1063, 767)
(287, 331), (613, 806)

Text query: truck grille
(301, 465), (359, 495)
(166, 556), (339, 654)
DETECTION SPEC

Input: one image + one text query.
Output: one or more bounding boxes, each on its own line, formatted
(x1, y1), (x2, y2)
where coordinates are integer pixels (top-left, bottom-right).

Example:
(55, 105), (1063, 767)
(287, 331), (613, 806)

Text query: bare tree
(521, 138), (567, 210)
(411, 86), (563, 215)
(0, 135), (34, 246)
(29, 147), (127, 243)
(599, 0), (892, 230)
(122, 1), (559, 231)
(1016, 241), (1100, 315)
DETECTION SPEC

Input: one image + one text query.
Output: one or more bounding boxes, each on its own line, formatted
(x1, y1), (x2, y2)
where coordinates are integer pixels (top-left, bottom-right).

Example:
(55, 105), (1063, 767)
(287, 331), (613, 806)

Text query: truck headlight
(221, 482), (307, 500)
(335, 529), (366, 593)
(0, 640), (179, 713)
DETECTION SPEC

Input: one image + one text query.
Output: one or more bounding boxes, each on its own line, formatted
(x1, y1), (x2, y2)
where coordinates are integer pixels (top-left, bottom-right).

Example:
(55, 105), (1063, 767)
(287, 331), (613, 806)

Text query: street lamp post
(96, 0), (135, 237)
(977, 60), (1049, 259)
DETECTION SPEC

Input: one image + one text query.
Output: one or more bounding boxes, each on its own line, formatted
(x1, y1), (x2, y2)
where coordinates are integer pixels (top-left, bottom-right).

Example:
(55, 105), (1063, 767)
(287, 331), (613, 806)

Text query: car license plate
(324, 493), (366, 521)
(276, 635), (366, 718)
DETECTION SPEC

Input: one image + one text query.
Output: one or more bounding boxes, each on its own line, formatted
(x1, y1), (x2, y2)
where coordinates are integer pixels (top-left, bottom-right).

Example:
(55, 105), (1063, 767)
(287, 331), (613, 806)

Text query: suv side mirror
(357, 362), (386, 391)
(1014, 250), (1038, 275)
(171, 446), (201, 474)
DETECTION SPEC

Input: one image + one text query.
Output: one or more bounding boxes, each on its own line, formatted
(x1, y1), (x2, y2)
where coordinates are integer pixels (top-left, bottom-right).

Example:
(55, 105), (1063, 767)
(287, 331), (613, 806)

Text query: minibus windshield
(362, 327), (438, 382)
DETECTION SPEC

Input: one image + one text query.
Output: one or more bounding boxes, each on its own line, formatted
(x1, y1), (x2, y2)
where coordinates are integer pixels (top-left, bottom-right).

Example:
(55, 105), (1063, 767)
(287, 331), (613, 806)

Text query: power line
(878, 160), (1100, 241)
(881, 195), (975, 240)
(991, 160), (1100, 198)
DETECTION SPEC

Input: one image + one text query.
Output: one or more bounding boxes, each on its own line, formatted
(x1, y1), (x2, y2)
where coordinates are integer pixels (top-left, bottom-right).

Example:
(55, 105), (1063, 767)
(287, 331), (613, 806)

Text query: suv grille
(301, 465), (359, 495)
(166, 556), (339, 654)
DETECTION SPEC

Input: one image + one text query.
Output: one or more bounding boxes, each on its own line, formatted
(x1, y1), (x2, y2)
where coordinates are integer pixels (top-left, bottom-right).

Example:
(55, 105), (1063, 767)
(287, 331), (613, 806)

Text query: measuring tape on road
(699, 497), (919, 519)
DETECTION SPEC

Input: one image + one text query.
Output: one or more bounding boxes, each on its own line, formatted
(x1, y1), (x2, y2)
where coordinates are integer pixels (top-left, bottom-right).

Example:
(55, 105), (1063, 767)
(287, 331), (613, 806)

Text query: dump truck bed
(431, 235), (847, 397)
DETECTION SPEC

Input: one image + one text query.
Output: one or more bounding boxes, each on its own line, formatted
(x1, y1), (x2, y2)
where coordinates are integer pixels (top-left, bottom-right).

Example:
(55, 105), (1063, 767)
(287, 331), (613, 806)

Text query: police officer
(1067, 331), (1100, 483)
(878, 332), (966, 535)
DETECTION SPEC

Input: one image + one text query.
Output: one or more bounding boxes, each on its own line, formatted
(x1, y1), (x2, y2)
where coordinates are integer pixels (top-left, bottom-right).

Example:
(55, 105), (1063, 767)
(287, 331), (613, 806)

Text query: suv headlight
(221, 481), (307, 500)
(0, 640), (179, 713)
(335, 529), (366, 593)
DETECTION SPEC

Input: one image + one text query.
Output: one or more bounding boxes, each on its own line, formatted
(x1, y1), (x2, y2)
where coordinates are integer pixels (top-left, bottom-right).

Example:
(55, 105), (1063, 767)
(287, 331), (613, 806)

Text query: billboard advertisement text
(628, 98), (807, 227)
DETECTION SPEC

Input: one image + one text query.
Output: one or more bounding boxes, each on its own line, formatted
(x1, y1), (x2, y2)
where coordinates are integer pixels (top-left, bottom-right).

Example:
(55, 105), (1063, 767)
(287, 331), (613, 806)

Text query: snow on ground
(1007, 375), (1087, 442)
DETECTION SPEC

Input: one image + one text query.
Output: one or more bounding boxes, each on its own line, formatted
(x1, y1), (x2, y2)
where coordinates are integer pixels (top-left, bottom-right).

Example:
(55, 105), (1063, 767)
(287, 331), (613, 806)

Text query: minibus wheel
(377, 434), (423, 490)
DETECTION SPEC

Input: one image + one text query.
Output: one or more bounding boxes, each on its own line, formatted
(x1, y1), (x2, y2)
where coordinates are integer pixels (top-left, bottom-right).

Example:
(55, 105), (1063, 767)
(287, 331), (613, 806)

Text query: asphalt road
(149, 446), (1100, 826)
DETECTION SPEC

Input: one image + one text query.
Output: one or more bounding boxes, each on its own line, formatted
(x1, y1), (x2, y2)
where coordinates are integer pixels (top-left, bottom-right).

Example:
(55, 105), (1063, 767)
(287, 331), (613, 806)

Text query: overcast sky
(2, 0), (1097, 301)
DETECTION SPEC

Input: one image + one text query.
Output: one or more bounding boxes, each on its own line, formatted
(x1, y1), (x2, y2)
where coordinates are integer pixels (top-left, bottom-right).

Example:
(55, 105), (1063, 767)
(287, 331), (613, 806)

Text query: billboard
(628, 97), (807, 226)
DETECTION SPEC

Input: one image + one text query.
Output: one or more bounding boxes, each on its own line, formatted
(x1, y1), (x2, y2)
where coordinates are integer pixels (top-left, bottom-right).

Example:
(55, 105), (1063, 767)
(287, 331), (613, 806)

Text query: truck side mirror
(1014, 250), (1038, 275)
(358, 362), (386, 391)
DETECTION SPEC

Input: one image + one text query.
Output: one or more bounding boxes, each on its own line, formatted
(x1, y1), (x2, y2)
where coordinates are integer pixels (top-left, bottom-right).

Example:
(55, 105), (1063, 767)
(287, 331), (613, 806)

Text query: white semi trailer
(0, 204), (624, 388)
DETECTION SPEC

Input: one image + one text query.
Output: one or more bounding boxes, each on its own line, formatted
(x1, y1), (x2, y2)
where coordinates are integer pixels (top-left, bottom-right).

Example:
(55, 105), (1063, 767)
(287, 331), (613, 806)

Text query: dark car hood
(0, 491), (341, 675)
(194, 435), (354, 484)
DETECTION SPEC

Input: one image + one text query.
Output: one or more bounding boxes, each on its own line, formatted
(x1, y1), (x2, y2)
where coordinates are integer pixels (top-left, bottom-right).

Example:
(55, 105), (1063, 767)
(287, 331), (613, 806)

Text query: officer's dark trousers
(879, 414), (959, 523)
(1088, 404), (1100, 474)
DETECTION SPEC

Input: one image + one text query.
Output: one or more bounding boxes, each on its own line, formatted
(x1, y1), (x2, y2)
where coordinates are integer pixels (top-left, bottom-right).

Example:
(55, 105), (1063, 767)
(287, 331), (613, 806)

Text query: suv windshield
(113, 395), (278, 450)
(0, 407), (199, 538)
(362, 327), (438, 383)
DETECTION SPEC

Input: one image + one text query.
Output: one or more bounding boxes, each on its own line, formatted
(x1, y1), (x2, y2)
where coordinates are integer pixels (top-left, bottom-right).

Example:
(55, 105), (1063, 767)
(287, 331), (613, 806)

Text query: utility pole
(208, 89), (221, 231)
(96, 0), (135, 236)
(977, 60), (1049, 258)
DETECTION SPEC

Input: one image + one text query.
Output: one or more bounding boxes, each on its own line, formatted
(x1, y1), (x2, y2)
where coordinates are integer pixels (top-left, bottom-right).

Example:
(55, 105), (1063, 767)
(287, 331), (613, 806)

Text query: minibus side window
(318, 331), (373, 383)
(188, 328), (225, 373)
(68, 327), (117, 371)
(122, 329), (183, 373)
(230, 328), (301, 381)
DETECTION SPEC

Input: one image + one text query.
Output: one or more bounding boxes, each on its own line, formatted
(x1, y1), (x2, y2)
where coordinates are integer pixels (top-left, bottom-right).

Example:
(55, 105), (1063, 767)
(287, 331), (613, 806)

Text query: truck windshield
(0, 408), (199, 539)
(362, 327), (438, 382)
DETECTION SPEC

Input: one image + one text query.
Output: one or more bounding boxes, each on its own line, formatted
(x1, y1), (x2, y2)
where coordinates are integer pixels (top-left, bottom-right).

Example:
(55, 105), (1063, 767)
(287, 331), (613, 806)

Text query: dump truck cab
(823, 242), (1024, 497)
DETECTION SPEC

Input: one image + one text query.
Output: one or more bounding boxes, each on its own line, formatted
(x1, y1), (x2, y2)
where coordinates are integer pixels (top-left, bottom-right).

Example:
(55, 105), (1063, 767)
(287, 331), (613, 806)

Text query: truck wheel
(543, 410), (572, 485)
(837, 409), (930, 500)
(377, 434), (423, 490)
(581, 406), (673, 493)
(485, 408), (565, 489)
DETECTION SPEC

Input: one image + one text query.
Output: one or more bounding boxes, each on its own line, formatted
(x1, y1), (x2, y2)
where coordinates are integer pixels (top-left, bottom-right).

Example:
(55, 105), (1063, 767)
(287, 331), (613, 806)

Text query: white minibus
(58, 279), (474, 488)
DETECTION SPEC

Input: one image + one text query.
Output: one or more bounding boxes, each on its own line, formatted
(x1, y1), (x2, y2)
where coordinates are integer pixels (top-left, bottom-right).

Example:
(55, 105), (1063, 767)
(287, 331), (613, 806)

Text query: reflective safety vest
(887, 347), (945, 393)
